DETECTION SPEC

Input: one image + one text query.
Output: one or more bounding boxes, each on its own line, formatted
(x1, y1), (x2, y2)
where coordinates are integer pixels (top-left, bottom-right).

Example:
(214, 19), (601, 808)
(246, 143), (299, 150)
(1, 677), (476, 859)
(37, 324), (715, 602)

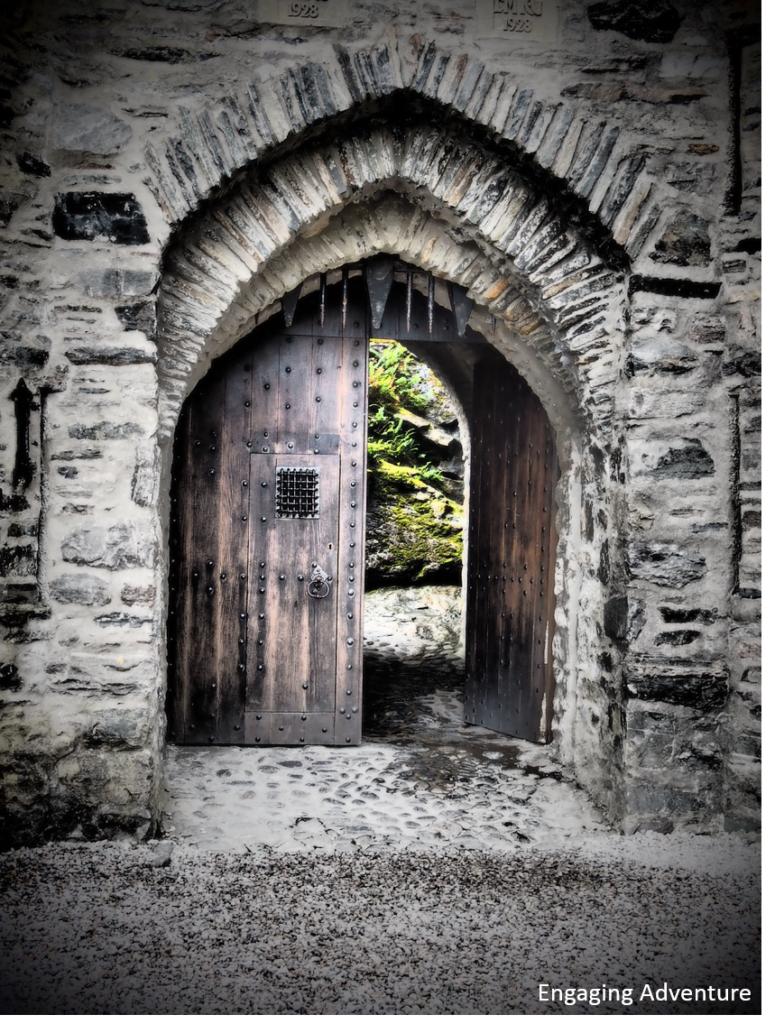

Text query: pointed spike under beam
(448, 282), (474, 338)
(364, 255), (396, 331)
(282, 283), (302, 328)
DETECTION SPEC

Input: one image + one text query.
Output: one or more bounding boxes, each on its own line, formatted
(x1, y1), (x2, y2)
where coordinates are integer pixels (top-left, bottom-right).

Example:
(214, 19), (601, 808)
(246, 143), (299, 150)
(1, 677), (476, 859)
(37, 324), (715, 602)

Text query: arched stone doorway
(154, 110), (628, 824)
(167, 263), (559, 749)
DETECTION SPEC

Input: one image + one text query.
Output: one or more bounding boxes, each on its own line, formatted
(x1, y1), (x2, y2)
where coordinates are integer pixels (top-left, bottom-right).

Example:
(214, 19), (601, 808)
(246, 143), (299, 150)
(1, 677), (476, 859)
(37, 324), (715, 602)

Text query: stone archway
(153, 96), (633, 822)
(156, 122), (627, 439)
(159, 289), (621, 824)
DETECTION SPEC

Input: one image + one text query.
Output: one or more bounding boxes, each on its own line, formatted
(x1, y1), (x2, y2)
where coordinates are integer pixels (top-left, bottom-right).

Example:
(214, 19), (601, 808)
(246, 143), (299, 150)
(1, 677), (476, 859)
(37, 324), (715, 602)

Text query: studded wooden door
(465, 354), (559, 743)
(168, 283), (368, 746)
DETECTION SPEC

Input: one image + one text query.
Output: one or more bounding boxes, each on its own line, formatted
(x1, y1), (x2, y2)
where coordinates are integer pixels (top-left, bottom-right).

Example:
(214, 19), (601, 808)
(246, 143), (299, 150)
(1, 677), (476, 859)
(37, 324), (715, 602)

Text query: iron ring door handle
(308, 563), (331, 599)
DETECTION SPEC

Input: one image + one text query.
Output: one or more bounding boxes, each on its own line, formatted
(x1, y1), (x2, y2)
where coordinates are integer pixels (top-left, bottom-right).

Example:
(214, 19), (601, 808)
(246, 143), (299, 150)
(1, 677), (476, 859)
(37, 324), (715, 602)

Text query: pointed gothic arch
(155, 96), (632, 822)
(142, 35), (662, 264)
(157, 122), (627, 440)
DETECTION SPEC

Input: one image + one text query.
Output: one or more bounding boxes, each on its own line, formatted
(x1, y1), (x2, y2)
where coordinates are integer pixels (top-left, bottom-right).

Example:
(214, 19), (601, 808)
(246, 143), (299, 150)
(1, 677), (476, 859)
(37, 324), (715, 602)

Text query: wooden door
(465, 352), (559, 742)
(373, 278), (559, 743)
(167, 282), (368, 746)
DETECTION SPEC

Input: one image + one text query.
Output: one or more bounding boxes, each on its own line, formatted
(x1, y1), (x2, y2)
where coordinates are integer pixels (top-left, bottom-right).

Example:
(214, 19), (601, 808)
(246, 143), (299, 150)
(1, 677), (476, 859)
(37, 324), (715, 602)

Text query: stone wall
(0, 0), (761, 844)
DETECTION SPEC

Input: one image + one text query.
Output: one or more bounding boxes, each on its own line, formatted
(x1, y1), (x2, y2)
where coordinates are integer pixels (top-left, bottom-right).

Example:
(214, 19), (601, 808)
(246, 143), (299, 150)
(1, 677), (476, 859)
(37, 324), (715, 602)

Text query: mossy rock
(366, 460), (463, 588)
(365, 343), (465, 588)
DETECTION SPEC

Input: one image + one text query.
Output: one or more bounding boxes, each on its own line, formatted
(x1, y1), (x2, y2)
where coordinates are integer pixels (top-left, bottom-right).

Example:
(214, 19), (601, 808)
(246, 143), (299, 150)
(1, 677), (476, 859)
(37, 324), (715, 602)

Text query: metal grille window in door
(276, 467), (319, 519)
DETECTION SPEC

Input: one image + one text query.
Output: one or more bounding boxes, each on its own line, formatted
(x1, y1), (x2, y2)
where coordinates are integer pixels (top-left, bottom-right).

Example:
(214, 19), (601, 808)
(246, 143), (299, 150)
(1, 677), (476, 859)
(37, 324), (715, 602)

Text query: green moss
(367, 460), (463, 584)
(367, 342), (445, 485)
(387, 502), (463, 579)
(365, 343), (464, 586)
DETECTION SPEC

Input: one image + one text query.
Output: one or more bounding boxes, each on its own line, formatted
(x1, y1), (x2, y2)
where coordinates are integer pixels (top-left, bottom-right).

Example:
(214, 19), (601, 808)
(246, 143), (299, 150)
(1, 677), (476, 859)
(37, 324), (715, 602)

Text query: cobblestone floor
(163, 586), (610, 853)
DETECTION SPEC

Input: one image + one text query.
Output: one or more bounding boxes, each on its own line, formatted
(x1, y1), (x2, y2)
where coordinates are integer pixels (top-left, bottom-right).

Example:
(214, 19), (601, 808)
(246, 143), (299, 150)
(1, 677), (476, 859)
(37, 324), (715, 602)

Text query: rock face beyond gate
(0, 0), (761, 846)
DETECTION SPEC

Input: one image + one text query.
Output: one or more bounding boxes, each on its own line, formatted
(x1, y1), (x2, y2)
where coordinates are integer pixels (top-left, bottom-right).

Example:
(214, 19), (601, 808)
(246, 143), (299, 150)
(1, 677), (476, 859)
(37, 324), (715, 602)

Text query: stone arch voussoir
(158, 123), (627, 441)
(143, 34), (661, 262)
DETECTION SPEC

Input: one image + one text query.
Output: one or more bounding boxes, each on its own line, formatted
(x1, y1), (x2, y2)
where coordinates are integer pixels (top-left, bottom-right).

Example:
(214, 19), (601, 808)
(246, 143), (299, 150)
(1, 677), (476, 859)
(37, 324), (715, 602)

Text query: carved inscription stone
(259, 0), (346, 28)
(477, 0), (558, 40)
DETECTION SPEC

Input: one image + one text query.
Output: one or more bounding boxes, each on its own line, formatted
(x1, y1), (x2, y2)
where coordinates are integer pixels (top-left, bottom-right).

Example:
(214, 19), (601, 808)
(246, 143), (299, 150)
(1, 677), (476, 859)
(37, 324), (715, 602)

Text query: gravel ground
(0, 839), (760, 1015)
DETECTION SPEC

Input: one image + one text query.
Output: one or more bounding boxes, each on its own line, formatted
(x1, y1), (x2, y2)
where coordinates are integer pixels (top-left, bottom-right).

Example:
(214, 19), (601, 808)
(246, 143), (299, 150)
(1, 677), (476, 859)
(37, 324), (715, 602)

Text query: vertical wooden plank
(312, 334), (342, 455)
(481, 373), (505, 730)
(278, 334), (314, 453)
(250, 330), (281, 454)
(465, 358), (494, 725)
(245, 451), (273, 713)
(495, 373), (521, 736)
(507, 379), (542, 741)
(245, 329), (280, 729)
(169, 367), (226, 743)
(305, 453), (342, 716)
(502, 372), (523, 733)
(247, 453), (340, 716)
(335, 330), (368, 746)
(212, 355), (251, 742)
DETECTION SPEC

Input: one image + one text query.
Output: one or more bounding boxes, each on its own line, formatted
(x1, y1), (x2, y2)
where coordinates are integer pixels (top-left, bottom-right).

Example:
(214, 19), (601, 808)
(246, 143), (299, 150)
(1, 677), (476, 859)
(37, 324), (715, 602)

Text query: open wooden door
(371, 274), (560, 744)
(465, 352), (559, 742)
(167, 281), (368, 746)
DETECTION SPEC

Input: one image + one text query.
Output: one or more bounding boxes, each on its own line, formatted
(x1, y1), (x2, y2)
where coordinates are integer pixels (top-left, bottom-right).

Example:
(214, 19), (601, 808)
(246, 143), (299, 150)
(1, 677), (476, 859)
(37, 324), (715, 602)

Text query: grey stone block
(53, 193), (150, 246)
(68, 422), (144, 441)
(86, 710), (150, 749)
(653, 630), (701, 647)
(131, 446), (161, 508)
(50, 574), (111, 607)
(0, 663), (22, 690)
(115, 299), (156, 339)
(94, 611), (154, 628)
(79, 269), (157, 298)
(121, 584), (156, 606)
(0, 345), (50, 368)
(625, 664), (729, 710)
(51, 449), (103, 461)
(51, 105), (132, 155)
(66, 346), (155, 365)
(7, 523), (38, 538)
(17, 152), (51, 178)
(651, 212), (712, 268)
(659, 606), (718, 624)
(666, 162), (716, 197)
(111, 46), (217, 64)
(0, 545), (37, 577)
(587, 0), (682, 43)
(629, 543), (707, 588)
(61, 522), (155, 571)
(651, 441), (715, 479)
